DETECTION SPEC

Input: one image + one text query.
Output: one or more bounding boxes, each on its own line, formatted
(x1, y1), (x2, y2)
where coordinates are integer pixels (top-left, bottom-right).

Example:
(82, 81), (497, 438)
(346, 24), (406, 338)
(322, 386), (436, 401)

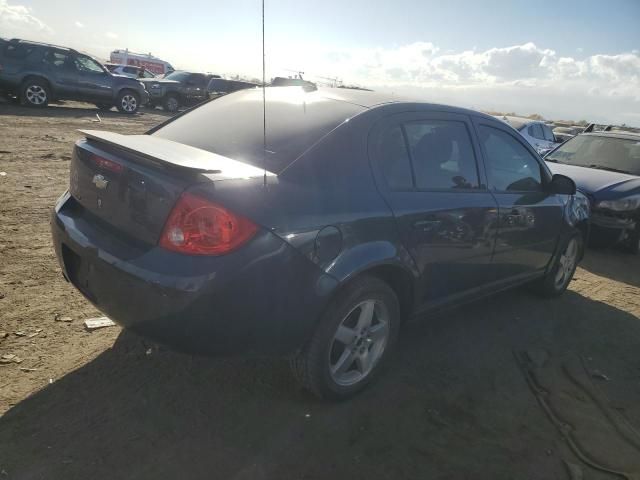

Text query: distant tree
(576, 119), (589, 126)
(527, 113), (545, 121)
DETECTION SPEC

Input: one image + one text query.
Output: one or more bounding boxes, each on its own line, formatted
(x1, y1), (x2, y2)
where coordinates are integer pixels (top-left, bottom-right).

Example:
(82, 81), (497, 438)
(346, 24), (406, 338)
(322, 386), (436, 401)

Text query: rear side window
(123, 66), (138, 74)
(541, 124), (555, 142)
(376, 126), (413, 190)
(404, 120), (479, 190)
(528, 124), (545, 140)
(479, 125), (542, 192)
(3, 43), (35, 59)
(153, 88), (364, 172)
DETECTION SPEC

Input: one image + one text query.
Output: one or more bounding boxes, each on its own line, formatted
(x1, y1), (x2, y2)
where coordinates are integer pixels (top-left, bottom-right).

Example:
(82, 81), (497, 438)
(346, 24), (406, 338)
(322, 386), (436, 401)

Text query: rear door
(473, 118), (564, 281)
(370, 111), (499, 306)
(41, 48), (79, 97)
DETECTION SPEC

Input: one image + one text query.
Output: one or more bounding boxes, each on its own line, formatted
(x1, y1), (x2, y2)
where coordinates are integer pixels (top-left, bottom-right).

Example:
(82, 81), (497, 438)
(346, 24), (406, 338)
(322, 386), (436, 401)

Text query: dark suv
(141, 71), (216, 112)
(0, 38), (148, 114)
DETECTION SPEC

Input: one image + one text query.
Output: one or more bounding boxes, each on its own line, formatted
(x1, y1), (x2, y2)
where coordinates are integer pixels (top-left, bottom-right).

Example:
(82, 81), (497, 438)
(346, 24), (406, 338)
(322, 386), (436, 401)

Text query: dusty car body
(51, 87), (588, 398)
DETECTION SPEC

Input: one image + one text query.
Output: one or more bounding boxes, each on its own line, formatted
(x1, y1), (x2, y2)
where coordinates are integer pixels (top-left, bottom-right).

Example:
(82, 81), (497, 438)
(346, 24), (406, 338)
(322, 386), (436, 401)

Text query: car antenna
(262, 0), (267, 188)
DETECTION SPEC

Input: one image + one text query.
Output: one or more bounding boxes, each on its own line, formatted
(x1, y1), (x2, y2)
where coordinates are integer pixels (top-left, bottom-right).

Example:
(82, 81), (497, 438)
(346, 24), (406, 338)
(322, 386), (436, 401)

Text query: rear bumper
(51, 192), (337, 356)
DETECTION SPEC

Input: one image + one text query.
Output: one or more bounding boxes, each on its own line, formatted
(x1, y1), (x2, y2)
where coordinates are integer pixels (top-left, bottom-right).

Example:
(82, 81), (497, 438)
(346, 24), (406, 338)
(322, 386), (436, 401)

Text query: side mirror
(549, 174), (576, 195)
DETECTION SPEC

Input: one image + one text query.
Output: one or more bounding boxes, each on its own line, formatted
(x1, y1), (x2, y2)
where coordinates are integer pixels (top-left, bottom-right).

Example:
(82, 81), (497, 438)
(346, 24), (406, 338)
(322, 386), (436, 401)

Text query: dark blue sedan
(51, 87), (589, 399)
(545, 131), (640, 254)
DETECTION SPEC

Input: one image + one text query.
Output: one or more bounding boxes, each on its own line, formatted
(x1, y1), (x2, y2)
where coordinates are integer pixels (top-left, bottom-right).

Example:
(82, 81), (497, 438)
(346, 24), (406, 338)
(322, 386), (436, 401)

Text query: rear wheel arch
(329, 262), (417, 324)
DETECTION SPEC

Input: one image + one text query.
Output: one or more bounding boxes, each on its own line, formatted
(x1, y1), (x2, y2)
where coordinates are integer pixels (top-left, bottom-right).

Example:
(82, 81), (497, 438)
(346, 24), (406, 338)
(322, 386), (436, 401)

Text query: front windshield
(546, 135), (640, 175)
(163, 71), (190, 82)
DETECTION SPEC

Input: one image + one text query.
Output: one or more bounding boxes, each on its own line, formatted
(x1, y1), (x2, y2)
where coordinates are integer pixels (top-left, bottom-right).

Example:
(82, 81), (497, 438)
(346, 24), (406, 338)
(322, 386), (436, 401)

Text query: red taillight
(159, 193), (258, 256)
(90, 154), (124, 174)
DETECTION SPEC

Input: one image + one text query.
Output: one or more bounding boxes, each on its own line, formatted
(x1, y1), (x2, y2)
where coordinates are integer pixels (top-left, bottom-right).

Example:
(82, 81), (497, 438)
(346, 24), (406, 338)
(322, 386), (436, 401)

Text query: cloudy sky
(2, 0), (639, 125)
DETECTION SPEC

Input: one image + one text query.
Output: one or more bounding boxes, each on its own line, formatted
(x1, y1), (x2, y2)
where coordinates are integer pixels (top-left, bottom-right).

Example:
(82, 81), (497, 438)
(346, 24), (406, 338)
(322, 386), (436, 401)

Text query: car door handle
(413, 219), (441, 231)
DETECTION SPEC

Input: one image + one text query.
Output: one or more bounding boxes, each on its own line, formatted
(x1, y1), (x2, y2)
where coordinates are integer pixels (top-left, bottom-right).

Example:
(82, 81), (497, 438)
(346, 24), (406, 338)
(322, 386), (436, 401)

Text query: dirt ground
(0, 101), (639, 480)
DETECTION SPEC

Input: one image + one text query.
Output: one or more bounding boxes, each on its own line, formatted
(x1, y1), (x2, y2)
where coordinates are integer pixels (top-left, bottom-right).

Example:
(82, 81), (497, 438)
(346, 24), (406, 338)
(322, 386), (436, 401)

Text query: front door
(473, 119), (565, 281)
(72, 55), (113, 102)
(370, 112), (499, 307)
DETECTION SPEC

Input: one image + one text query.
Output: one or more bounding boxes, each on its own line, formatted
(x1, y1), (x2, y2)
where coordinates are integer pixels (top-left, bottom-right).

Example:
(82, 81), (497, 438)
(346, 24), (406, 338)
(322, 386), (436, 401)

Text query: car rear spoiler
(79, 130), (274, 178)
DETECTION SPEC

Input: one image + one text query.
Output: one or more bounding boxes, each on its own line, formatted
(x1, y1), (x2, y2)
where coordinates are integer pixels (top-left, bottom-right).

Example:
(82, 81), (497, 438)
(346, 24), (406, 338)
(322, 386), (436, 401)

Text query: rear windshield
(153, 88), (365, 172)
(546, 135), (640, 175)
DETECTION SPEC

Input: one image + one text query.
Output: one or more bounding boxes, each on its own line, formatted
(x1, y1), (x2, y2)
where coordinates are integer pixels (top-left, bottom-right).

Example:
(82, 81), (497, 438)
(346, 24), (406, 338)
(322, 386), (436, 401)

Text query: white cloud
(0, 0), (52, 38)
(74, 21), (84, 28)
(278, 41), (640, 124)
(106, 32), (118, 39)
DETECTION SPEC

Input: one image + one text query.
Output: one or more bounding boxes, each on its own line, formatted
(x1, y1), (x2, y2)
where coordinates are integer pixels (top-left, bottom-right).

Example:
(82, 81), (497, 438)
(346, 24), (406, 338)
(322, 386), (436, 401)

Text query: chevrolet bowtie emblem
(92, 174), (109, 190)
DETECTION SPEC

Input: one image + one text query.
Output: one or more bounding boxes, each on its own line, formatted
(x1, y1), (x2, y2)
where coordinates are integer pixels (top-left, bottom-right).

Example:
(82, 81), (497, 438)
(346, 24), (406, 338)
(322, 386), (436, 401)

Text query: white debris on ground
(84, 317), (117, 330)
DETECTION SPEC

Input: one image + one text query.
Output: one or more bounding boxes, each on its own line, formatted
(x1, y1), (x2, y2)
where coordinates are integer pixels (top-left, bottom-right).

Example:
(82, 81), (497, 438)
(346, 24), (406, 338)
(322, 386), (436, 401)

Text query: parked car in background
(51, 87), (589, 399)
(141, 71), (216, 112)
(109, 49), (174, 76)
(0, 38), (148, 113)
(553, 126), (583, 144)
(497, 116), (558, 155)
(546, 131), (640, 253)
(104, 63), (156, 79)
(207, 77), (258, 96)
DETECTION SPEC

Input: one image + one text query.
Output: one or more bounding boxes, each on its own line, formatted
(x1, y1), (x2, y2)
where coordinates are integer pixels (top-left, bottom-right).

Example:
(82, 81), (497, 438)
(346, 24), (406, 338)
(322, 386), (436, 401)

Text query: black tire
(621, 227), (639, 255)
(534, 233), (583, 297)
(115, 90), (140, 114)
(20, 78), (50, 107)
(95, 103), (113, 111)
(162, 94), (180, 112)
(290, 275), (400, 400)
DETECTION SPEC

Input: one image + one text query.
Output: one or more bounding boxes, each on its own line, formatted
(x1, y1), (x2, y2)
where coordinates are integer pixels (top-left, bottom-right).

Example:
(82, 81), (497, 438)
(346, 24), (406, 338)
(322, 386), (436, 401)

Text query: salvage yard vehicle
(141, 71), (217, 112)
(51, 87), (589, 399)
(104, 63), (156, 79)
(0, 38), (148, 114)
(497, 116), (559, 155)
(545, 130), (640, 253)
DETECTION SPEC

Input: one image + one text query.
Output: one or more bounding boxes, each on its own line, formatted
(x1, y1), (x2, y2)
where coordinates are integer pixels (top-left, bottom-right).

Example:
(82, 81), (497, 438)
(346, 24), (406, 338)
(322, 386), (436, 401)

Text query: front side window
(405, 120), (480, 190)
(479, 125), (542, 192)
(43, 50), (69, 69)
(74, 56), (104, 74)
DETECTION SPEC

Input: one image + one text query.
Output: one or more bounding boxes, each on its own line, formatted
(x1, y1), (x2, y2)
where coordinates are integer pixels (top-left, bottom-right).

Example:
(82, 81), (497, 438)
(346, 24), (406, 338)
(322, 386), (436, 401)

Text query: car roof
(493, 115), (544, 130)
(582, 131), (640, 141)
(289, 87), (499, 122)
(8, 38), (76, 53)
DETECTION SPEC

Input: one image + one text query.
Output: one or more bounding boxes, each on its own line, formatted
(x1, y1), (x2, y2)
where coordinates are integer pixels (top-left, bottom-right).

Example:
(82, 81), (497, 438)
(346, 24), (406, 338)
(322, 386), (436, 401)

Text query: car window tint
(154, 88), (364, 172)
(479, 125), (542, 192)
(404, 120), (479, 190)
(4, 44), (35, 59)
(43, 50), (69, 69)
(74, 56), (104, 73)
(528, 124), (544, 140)
(377, 126), (413, 190)
(542, 125), (555, 142)
(123, 67), (137, 74)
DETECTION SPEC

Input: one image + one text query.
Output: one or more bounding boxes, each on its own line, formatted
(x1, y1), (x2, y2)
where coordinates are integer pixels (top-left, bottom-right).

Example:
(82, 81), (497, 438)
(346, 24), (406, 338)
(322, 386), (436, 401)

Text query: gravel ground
(0, 101), (639, 480)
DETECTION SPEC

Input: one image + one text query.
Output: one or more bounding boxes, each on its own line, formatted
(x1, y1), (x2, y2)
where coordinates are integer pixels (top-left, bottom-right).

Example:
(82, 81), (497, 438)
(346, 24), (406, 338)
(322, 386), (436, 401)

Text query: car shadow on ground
(1, 288), (639, 480)
(580, 247), (640, 288)
(0, 101), (174, 120)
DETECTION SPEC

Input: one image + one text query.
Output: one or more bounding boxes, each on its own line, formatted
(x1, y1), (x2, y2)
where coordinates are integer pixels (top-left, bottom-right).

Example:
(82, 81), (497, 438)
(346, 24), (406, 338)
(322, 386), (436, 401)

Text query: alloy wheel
(121, 94), (137, 112)
(554, 237), (578, 289)
(166, 97), (178, 111)
(328, 299), (390, 386)
(26, 85), (47, 105)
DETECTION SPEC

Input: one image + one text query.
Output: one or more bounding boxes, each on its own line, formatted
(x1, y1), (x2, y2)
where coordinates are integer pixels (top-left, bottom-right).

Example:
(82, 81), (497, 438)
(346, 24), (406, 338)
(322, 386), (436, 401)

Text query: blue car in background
(545, 131), (640, 254)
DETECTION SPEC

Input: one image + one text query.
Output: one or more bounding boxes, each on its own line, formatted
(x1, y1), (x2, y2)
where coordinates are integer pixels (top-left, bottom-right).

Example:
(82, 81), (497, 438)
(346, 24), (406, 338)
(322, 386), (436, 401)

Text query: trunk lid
(69, 130), (271, 246)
